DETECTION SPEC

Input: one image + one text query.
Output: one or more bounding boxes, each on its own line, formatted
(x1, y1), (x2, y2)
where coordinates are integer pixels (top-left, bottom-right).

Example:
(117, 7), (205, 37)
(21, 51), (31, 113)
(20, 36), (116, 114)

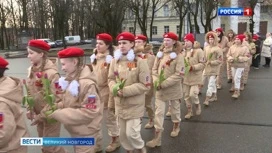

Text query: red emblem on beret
(135, 35), (147, 41)
(58, 47), (84, 58)
(28, 40), (50, 52)
(164, 32), (178, 41)
(0, 56), (8, 69)
(117, 32), (135, 41)
(184, 33), (195, 43)
(96, 33), (113, 42)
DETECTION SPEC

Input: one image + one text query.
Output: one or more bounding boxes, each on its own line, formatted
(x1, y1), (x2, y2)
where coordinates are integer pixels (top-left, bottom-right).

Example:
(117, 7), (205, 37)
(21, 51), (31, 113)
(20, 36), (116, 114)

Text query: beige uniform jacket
(152, 42), (185, 101)
(91, 51), (114, 108)
(108, 52), (150, 120)
(0, 76), (29, 153)
(27, 60), (61, 114)
(50, 65), (102, 136)
(183, 45), (205, 86)
(203, 32), (223, 76)
(227, 44), (249, 68)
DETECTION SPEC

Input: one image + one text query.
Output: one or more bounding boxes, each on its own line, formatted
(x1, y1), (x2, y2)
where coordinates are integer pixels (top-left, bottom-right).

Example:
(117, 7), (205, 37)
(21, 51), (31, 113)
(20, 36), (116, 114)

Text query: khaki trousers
(242, 57), (252, 84)
(154, 99), (181, 131)
(37, 121), (66, 153)
(227, 62), (232, 80)
(118, 118), (144, 151)
(106, 108), (120, 137)
(183, 85), (200, 107)
(145, 90), (154, 119)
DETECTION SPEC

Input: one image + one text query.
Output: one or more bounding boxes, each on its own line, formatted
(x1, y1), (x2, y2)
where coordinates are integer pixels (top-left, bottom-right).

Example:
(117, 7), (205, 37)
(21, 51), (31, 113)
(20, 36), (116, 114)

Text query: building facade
(122, 0), (272, 41)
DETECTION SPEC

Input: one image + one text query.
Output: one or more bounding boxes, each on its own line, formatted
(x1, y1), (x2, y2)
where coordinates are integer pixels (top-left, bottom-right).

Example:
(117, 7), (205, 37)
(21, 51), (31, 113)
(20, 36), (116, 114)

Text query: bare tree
(149, 0), (171, 41)
(127, 0), (150, 36)
(188, 0), (200, 33)
(172, 0), (188, 40)
(92, 0), (127, 41)
(0, 2), (9, 49)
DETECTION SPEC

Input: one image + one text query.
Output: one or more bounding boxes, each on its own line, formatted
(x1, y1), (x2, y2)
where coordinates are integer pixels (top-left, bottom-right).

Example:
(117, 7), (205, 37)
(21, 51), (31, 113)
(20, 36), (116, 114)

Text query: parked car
(37, 39), (57, 48)
(55, 40), (64, 47)
(65, 35), (81, 45)
(83, 38), (95, 44)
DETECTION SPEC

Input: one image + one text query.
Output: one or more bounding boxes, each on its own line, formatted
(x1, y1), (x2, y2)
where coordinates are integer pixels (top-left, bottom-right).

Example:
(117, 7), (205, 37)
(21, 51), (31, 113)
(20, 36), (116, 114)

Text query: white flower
(59, 77), (69, 90)
(106, 55), (113, 64)
(90, 54), (96, 63)
(157, 51), (163, 58)
(127, 49), (135, 61)
(170, 52), (177, 59)
(68, 80), (79, 97)
(114, 49), (122, 60)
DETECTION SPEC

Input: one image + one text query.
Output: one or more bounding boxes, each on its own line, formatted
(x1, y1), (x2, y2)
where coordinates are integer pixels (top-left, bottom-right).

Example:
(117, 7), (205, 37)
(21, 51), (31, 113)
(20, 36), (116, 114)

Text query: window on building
(152, 26), (157, 35)
(129, 27), (134, 33)
(261, 5), (268, 13)
(220, 24), (225, 31)
(164, 26), (170, 33)
(163, 5), (169, 17)
(176, 25), (180, 34)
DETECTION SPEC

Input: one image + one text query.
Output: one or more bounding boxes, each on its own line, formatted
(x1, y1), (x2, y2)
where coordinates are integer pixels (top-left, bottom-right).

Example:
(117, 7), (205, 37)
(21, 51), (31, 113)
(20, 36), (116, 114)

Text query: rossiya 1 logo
(218, 7), (253, 16)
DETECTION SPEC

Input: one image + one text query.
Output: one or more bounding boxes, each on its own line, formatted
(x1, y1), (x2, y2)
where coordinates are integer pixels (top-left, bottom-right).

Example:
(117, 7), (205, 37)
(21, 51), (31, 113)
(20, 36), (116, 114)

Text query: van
(64, 35), (81, 45)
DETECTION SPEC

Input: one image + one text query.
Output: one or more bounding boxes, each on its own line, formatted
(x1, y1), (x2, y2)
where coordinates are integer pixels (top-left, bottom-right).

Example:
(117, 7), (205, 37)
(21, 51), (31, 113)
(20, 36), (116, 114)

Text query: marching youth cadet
(26, 40), (66, 153)
(90, 33), (120, 152)
(202, 31), (223, 106)
(146, 32), (184, 148)
(215, 28), (229, 89)
(108, 32), (149, 153)
(226, 29), (236, 83)
(47, 47), (102, 153)
(134, 34), (156, 129)
(241, 31), (256, 90)
(227, 34), (249, 99)
(182, 33), (205, 119)
(0, 56), (29, 153)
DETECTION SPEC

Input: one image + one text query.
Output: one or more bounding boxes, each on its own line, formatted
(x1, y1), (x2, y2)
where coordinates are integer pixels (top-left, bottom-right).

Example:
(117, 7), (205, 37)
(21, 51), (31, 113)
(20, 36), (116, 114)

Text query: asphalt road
(4, 57), (272, 153)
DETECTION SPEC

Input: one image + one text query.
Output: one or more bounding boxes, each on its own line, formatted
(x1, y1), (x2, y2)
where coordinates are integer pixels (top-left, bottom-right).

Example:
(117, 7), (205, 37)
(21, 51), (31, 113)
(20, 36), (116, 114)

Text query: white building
(122, 0), (272, 41)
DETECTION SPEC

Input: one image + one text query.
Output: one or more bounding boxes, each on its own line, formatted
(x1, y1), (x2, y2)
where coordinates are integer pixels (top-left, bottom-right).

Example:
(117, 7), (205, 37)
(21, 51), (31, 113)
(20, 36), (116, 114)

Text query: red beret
(117, 32), (135, 41)
(135, 35), (147, 41)
(28, 40), (50, 52)
(215, 28), (223, 33)
(235, 34), (246, 42)
(184, 33), (195, 43)
(163, 32), (178, 41)
(253, 34), (259, 40)
(207, 33), (214, 39)
(96, 33), (113, 42)
(58, 47), (84, 58)
(0, 56), (8, 69)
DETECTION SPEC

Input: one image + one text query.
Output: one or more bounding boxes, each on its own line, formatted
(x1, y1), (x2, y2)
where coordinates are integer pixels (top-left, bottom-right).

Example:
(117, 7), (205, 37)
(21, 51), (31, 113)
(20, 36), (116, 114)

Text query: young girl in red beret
(108, 32), (150, 153)
(202, 31), (223, 106)
(134, 34), (156, 129)
(146, 32), (184, 148)
(0, 56), (29, 153)
(90, 33), (120, 152)
(47, 47), (102, 153)
(182, 33), (205, 119)
(26, 40), (66, 153)
(227, 34), (249, 98)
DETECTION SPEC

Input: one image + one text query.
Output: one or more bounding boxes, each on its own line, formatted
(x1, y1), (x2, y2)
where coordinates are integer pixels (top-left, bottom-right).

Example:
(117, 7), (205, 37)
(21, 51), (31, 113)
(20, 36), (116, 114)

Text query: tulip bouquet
(184, 58), (191, 75)
(154, 66), (166, 91)
(22, 79), (34, 120)
(112, 71), (127, 97)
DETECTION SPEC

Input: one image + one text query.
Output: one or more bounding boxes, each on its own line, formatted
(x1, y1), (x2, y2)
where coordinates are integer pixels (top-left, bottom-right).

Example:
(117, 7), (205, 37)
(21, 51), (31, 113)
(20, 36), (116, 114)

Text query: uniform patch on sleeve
(85, 95), (97, 109)
(145, 75), (151, 87)
(218, 55), (223, 61)
(180, 67), (185, 75)
(0, 113), (3, 128)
